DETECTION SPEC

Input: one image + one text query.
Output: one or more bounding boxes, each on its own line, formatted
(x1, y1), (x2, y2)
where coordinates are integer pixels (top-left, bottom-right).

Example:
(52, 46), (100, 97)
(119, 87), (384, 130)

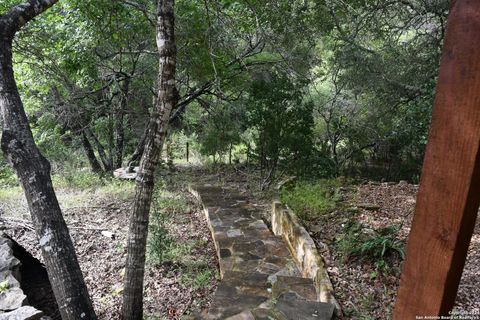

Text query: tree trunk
(107, 112), (115, 167)
(128, 124), (149, 170)
(121, 0), (177, 319)
(114, 78), (130, 169)
(0, 2), (96, 319)
(81, 130), (103, 173)
(85, 127), (113, 172)
(114, 110), (125, 168)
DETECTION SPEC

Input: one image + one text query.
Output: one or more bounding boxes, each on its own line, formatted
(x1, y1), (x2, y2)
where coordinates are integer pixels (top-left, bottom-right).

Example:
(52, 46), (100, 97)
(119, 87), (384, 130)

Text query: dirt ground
(2, 167), (478, 319)
(0, 173), (218, 319)
(306, 181), (479, 319)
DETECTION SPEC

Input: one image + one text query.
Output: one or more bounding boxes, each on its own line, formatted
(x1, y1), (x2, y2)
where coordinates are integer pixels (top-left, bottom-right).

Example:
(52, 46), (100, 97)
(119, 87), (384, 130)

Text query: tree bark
(114, 78), (130, 169)
(85, 127), (113, 172)
(127, 125), (149, 170)
(121, 0), (177, 319)
(81, 130), (103, 173)
(0, 2), (97, 319)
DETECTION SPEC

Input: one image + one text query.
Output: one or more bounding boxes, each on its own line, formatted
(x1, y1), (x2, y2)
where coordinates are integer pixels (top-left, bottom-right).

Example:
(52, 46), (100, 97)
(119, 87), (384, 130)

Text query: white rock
(0, 287), (27, 311)
(101, 231), (115, 239)
(0, 306), (44, 320)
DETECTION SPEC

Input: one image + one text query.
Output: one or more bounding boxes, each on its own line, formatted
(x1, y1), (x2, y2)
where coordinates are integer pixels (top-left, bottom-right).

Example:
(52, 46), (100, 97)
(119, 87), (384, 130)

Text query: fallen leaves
(306, 182), (479, 319)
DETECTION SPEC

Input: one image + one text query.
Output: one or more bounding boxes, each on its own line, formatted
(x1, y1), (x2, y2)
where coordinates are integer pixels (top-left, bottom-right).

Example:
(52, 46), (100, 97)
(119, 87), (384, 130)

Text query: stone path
(190, 185), (335, 320)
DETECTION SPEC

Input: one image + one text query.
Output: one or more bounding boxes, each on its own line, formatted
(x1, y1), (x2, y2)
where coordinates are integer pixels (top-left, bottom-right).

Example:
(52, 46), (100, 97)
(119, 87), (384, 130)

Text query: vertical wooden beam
(394, 1), (480, 318)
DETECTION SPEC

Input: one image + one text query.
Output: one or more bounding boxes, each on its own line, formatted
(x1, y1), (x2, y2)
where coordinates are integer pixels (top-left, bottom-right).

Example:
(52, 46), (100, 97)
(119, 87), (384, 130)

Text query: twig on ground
(65, 206), (120, 211)
(0, 217), (35, 231)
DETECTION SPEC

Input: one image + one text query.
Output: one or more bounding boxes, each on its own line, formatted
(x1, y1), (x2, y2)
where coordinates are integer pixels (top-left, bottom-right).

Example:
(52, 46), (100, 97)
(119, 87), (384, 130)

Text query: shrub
(280, 179), (341, 221)
(148, 211), (175, 264)
(180, 266), (215, 289)
(337, 222), (405, 272)
(147, 187), (192, 264)
(0, 164), (18, 188)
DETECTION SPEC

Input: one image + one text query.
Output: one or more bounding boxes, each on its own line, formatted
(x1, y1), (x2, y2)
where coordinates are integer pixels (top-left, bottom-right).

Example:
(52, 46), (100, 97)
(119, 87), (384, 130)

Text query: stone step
(252, 292), (335, 320)
(216, 237), (299, 277)
(190, 185), (336, 320)
(271, 275), (317, 301)
(206, 294), (270, 319)
(210, 292), (335, 320)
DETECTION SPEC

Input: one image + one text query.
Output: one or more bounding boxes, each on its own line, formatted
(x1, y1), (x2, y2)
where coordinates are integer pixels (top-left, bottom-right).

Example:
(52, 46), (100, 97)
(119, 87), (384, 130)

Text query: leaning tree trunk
(0, 2), (96, 319)
(81, 130), (103, 173)
(122, 1), (177, 319)
(127, 125), (149, 170)
(85, 127), (113, 172)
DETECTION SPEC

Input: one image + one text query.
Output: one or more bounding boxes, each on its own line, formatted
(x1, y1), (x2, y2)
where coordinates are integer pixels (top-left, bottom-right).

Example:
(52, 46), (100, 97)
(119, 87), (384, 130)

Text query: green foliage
(180, 259), (215, 289)
(280, 180), (341, 221)
(307, 0), (448, 181)
(51, 170), (106, 190)
(148, 210), (175, 265)
(247, 71), (314, 175)
(147, 187), (217, 291)
(197, 103), (243, 162)
(337, 222), (405, 272)
(0, 162), (18, 188)
(3, 0), (448, 184)
(0, 280), (10, 293)
(147, 188), (192, 264)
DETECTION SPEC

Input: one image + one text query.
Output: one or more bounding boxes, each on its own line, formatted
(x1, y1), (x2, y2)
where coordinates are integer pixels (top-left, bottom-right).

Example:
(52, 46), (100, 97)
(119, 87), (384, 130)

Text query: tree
(11, 0), (157, 174)
(247, 70), (314, 186)
(301, 0), (450, 180)
(0, 1), (96, 319)
(121, 0), (177, 319)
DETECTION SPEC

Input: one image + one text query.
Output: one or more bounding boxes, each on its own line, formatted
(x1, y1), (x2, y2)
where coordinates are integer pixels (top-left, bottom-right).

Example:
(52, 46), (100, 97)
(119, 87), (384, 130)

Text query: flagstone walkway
(189, 185), (335, 320)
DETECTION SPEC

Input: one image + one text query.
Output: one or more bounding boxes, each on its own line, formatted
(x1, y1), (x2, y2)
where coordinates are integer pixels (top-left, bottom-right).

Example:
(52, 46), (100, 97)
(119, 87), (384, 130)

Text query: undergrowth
(0, 164), (18, 188)
(148, 186), (217, 290)
(280, 179), (342, 221)
(337, 221), (405, 273)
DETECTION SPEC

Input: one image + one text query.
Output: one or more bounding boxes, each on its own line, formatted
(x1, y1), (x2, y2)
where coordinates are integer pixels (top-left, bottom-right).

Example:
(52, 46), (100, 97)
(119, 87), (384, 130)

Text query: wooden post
(186, 142), (189, 163)
(394, 1), (480, 318)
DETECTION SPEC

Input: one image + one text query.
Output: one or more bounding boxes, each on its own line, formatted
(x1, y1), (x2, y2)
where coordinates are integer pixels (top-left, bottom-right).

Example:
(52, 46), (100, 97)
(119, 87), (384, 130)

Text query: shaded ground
(2, 166), (478, 319)
(181, 168), (479, 318)
(0, 171), (218, 319)
(304, 181), (479, 319)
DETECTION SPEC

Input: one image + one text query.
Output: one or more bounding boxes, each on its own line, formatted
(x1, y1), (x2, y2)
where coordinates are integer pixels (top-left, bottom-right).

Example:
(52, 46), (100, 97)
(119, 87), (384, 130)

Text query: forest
(0, 0), (478, 320)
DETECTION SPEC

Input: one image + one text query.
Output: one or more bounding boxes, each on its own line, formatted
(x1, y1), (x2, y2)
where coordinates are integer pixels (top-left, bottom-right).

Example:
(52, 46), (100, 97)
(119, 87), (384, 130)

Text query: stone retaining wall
(272, 200), (342, 316)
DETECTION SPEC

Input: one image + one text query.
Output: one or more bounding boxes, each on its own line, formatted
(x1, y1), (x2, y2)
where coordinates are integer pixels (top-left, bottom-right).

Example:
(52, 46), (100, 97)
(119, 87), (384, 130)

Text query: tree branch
(1, 0), (59, 37)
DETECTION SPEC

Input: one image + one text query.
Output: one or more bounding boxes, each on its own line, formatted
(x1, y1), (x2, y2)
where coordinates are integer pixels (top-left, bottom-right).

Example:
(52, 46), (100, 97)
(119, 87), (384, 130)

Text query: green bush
(148, 211), (175, 264)
(280, 179), (341, 221)
(0, 164), (18, 188)
(337, 222), (405, 272)
(147, 188), (192, 264)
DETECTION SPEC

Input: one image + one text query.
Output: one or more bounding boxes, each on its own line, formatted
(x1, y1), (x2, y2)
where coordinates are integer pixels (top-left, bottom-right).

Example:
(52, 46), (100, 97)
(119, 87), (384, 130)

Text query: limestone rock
(190, 185), (338, 319)
(0, 272), (20, 289)
(225, 310), (255, 320)
(0, 306), (44, 320)
(0, 239), (21, 274)
(0, 287), (27, 311)
(113, 167), (138, 180)
(275, 292), (334, 320)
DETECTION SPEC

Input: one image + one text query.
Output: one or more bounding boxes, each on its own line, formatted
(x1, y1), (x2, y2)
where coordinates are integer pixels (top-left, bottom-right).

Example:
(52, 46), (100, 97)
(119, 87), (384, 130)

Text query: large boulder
(0, 235), (47, 319)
